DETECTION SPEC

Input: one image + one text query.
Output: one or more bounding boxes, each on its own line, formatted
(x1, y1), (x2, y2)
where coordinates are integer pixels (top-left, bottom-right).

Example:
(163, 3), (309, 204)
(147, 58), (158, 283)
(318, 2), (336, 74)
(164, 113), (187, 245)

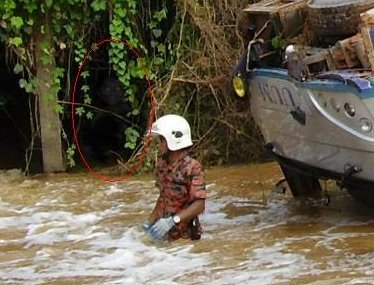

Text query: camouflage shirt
(155, 152), (207, 240)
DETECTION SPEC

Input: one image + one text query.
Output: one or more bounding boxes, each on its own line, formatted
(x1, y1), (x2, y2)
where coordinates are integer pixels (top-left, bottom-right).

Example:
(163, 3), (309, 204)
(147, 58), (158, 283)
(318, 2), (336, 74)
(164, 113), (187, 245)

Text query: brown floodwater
(1, 162), (374, 285)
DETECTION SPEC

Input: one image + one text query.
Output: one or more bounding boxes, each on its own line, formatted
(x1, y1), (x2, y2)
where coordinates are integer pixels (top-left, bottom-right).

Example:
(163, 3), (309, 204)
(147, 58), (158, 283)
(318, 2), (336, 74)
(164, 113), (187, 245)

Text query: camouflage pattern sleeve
(189, 159), (207, 201)
(154, 157), (166, 191)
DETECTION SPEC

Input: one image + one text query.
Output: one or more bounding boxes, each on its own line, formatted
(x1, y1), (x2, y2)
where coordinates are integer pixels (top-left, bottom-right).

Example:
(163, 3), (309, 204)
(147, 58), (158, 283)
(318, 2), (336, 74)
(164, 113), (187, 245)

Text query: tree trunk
(34, 23), (65, 172)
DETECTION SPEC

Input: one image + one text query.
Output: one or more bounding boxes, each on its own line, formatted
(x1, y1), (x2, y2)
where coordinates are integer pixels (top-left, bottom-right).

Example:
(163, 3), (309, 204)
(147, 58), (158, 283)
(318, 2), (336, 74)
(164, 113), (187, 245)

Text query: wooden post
(34, 23), (65, 172)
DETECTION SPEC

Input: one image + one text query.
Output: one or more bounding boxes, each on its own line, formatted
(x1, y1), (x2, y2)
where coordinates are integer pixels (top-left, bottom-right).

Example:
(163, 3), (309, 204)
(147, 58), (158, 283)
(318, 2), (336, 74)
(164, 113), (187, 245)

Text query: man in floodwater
(144, 114), (207, 241)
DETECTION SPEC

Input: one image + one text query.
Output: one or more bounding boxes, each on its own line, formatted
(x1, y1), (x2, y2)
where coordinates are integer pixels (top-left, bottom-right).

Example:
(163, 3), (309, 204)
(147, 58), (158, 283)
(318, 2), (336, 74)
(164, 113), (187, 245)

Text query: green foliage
(18, 78), (38, 94)
(108, 0), (145, 153)
(91, 0), (106, 12)
(271, 35), (286, 50)
(66, 144), (76, 167)
(148, 7), (168, 68)
(0, 0), (197, 170)
(10, 16), (23, 30)
(13, 63), (23, 74)
(124, 127), (139, 150)
(0, 2), (80, 168)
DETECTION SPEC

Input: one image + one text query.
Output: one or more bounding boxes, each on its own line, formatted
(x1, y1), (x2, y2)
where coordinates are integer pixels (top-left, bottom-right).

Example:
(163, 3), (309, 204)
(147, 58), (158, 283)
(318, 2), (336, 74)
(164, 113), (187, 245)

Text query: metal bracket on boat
(290, 106), (306, 125)
(337, 164), (362, 189)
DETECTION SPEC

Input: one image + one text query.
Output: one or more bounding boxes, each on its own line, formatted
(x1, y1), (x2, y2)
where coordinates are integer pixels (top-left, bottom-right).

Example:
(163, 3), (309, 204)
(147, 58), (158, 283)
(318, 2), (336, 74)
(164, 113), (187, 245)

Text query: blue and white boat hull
(247, 68), (374, 200)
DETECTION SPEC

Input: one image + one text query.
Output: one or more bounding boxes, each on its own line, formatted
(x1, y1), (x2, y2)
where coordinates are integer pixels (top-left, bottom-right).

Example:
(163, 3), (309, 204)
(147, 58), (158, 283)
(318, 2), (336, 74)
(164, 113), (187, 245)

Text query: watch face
(173, 215), (181, 224)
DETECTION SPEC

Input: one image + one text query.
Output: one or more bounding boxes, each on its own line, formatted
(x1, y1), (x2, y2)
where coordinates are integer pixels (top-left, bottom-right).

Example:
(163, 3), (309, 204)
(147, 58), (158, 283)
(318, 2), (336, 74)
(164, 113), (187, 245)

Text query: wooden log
(360, 8), (374, 71)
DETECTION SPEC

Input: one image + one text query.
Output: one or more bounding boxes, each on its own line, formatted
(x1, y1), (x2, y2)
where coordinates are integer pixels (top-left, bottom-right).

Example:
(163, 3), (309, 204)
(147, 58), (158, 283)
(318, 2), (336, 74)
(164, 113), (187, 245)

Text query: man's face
(157, 136), (168, 155)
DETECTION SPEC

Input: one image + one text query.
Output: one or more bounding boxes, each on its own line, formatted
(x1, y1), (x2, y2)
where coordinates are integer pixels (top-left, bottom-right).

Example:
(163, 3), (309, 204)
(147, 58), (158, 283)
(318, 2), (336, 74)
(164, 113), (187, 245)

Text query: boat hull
(249, 68), (374, 185)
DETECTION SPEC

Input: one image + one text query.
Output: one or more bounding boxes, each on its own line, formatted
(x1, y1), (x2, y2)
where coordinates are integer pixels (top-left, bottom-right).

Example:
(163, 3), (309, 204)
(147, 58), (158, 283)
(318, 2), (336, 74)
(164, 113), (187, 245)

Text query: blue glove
(148, 217), (175, 240)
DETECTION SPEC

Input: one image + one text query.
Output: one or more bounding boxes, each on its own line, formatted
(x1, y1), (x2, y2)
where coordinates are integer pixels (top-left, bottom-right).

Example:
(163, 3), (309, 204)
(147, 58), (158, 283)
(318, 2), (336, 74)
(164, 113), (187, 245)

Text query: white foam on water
(0, 177), (210, 284)
(2, 172), (374, 284)
(218, 247), (311, 285)
(2, 226), (211, 284)
(24, 211), (102, 247)
(0, 215), (29, 229)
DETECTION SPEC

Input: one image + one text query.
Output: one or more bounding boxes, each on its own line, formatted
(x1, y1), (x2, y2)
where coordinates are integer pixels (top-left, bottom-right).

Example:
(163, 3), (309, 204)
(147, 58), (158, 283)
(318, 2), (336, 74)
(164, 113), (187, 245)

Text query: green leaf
(25, 2), (37, 13)
(157, 43), (166, 53)
(119, 61), (126, 70)
(81, 85), (90, 92)
(124, 142), (135, 149)
(271, 35), (285, 50)
(86, 111), (93, 120)
(75, 107), (85, 116)
(124, 26), (132, 37)
(128, 38), (138, 49)
(25, 82), (34, 93)
(154, 9), (167, 22)
(131, 109), (140, 116)
(91, 0), (106, 11)
(66, 144), (76, 168)
(83, 94), (91, 104)
(3, 0), (16, 13)
(152, 29), (162, 38)
(148, 21), (157, 30)
(115, 7), (126, 18)
(150, 40), (158, 48)
(13, 63), (23, 74)
(54, 104), (64, 114)
(118, 68), (127, 77)
(53, 67), (65, 79)
(41, 54), (53, 65)
(112, 19), (122, 27)
(112, 56), (120, 64)
(45, 0), (53, 8)
(128, 92), (134, 103)
(9, 37), (22, 47)
(124, 127), (139, 150)
(131, 66), (144, 78)
(153, 57), (164, 66)
(19, 79), (27, 89)
(64, 24), (73, 36)
(81, 71), (90, 79)
(10, 16), (23, 30)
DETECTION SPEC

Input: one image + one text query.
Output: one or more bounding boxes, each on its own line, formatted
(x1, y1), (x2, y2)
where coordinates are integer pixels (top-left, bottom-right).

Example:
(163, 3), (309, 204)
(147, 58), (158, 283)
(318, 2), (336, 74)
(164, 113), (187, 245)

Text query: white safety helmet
(284, 45), (295, 61)
(149, 114), (193, 151)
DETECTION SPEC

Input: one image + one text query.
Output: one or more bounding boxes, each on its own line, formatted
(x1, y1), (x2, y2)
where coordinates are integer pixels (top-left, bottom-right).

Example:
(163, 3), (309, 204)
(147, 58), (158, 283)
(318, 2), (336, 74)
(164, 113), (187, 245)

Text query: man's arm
(177, 198), (205, 223)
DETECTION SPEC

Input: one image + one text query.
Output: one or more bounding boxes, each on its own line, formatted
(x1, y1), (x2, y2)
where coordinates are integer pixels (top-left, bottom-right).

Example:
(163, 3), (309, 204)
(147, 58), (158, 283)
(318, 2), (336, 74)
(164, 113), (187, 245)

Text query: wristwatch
(173, 214), (181, 224)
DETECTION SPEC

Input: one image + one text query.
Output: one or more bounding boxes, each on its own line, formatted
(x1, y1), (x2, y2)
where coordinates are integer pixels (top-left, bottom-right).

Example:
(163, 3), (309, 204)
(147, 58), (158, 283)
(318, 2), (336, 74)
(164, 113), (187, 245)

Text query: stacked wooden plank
(237, 0), (307, 48)
(285, 7), (374, 74)
(237, 0), (374, 75)
(305, 8), (374, 73)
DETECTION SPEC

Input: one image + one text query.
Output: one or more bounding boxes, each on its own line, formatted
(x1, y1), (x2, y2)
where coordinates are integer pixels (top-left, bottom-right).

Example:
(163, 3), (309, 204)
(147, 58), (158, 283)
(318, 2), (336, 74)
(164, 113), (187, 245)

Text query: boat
(231, 0), (374, 204)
